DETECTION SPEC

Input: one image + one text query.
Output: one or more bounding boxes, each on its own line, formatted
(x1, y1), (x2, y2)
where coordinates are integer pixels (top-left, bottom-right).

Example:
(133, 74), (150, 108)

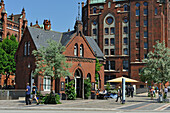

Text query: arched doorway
(74, 69), (83, 98)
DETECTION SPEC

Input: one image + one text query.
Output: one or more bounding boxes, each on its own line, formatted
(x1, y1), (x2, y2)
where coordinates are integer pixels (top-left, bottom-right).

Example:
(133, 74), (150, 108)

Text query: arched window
(74, 43), (78, 56)
(136, 3), (140, 7)
(24, 42), (27, 56)
(65, 76), (70, 84)
(143, 2), (148, 6)
(80, 44), (84, 57)
(108, 2), (111, 8)
(28, 41), (30, 56)
(124, 4), (128, 11)
(93, 7), (97, 14)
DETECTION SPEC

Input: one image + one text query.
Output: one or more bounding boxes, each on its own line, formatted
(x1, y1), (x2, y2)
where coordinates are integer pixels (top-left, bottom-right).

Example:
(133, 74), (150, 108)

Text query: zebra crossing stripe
(154, 104), (170, 111)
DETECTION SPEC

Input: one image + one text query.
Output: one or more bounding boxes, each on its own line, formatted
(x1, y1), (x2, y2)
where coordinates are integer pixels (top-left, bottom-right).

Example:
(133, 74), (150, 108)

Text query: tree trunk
(51, 77), (53, 93)
(5, 73), (10, 88)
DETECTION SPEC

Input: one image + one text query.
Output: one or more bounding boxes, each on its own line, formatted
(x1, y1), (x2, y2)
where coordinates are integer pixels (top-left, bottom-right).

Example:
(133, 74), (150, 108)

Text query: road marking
(112, 102), (142, 110)
(131, 103), (154, 110)
(154, 104), (170, 111)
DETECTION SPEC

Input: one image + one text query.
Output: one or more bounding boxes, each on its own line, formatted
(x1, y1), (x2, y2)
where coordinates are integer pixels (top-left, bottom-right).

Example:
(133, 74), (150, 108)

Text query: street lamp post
(145, 81), (148, 92)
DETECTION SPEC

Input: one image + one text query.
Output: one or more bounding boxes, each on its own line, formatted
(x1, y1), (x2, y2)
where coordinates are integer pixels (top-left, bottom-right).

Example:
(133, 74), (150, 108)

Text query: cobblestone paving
(0, 93), (169, 111)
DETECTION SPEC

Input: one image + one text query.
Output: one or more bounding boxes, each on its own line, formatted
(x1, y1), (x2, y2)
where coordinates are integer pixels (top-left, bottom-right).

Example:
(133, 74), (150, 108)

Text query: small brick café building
(15, 20), (105, 98)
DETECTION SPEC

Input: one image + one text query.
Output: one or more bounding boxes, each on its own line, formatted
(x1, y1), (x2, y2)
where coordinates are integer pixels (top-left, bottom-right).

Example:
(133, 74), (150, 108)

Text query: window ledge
(122, 70), (128, 72)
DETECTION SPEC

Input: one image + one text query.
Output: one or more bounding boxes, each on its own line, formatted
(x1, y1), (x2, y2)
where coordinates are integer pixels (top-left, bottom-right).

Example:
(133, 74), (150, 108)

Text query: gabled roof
(85, 36), (104, 58)
(27, 26), (104, 58)
(28, 27), (63, 49)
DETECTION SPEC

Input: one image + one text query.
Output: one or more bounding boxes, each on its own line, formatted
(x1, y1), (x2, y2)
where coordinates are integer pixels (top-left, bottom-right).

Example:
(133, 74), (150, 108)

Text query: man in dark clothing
(126, 85), (130, 97)
(130, 85), (134, 98)
(116, 86), (122, 102)
(25, 83), (31, 105)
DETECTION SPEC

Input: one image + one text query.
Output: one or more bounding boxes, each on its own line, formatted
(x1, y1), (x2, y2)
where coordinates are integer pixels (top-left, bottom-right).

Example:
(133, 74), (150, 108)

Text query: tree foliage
(0, 35), (18, 74)
(65, 80), (76, 100)
(95, 58), (102, 84)
(32, 39), (72, 92)
(84, 78), (91, 99)
(140, 41), (170, 85)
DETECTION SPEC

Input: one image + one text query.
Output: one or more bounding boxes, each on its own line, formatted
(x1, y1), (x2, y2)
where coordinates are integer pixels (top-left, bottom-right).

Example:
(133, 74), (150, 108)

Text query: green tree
(0, 35), (18, 87)
(140, 41), (170, 90)
(65, 80), (76, 100)
(84, 78), (91, 99)
(95, 58), (102, 85)
(32, 39), (72, 92)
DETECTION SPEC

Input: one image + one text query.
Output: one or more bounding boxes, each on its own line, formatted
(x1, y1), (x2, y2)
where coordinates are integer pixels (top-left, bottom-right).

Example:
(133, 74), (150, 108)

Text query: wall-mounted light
(28, 63), (30, 68)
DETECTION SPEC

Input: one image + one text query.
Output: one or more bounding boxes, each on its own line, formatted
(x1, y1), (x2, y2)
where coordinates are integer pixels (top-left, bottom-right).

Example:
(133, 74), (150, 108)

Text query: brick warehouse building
(0, 0), (27, 88)
(82, 0), (170, 89)
(15, 20), (105, 99)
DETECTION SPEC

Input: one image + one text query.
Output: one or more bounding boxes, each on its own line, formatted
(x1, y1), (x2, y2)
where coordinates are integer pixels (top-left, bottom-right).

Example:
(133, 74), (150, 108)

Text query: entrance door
(76, 78), (82, 98)
(74, 69), (83, 98)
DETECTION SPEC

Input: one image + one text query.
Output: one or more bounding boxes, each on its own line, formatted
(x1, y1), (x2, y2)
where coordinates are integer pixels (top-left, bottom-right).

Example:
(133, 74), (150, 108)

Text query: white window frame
(43, 76), (51, 91)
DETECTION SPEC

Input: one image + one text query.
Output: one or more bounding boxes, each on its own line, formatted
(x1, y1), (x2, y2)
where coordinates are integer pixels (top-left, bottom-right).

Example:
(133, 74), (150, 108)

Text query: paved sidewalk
(0, 92), (169, 111)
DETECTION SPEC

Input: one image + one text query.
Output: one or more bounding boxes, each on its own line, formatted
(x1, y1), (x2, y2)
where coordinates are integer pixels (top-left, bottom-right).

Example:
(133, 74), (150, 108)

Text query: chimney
(43, 19), (51, 30)
(36, 20), (38, 24)
(81, 2), (84, 8)
(1, 0), (4, 9)
(11, 13), (14, 21)
(68, 29), (70, 32)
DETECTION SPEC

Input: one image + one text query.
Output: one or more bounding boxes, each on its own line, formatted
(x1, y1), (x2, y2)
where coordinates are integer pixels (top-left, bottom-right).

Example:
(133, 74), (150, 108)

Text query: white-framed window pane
(144, 9), (148, 15)
(144, 42), (148, 49)
(136, 9), (140, 16)
(28, 41), (30, 56)
(43, 76), (51, 91)
(136, 31), (139, 39)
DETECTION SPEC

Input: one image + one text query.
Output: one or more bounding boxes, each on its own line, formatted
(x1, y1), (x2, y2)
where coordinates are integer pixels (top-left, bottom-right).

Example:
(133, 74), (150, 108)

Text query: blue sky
(5, 0), (86, 32)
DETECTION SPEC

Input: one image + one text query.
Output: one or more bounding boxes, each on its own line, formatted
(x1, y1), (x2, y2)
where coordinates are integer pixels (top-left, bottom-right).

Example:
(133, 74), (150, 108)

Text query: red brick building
(15, 20), (105, 98)
(82, 0), (170, 89)
(0, 0), (27, 88)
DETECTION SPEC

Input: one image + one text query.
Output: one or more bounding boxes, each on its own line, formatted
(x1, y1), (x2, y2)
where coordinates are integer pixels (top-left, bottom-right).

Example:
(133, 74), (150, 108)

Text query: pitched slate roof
(85, 36), (104, 58)
(27, 27), (104, 58)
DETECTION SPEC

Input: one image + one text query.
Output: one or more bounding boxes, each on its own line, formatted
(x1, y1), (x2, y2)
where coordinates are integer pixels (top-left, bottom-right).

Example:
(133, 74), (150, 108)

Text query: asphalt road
(0, 110), (170, 113)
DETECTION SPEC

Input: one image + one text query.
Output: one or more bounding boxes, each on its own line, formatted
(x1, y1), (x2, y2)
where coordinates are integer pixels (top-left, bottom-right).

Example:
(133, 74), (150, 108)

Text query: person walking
(126, 85), (130, 97)
(116, 86), (122, 102)
(164, 86), (168, 99)
(25, 83), (31, 105)
(31, 83), (39, 105)
(150, 87), (154, 100)
(130, 85), (134, 98)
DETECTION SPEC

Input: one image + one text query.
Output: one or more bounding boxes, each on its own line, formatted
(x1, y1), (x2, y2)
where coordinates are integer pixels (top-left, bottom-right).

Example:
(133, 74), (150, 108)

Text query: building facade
(0, 0), (27, 88)
(15, 20), (105, 98)
(82, 0), (170, 88)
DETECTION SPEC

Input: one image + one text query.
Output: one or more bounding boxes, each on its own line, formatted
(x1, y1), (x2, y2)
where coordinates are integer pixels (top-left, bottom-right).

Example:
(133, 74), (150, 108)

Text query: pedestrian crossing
(116, 102), (170, 111)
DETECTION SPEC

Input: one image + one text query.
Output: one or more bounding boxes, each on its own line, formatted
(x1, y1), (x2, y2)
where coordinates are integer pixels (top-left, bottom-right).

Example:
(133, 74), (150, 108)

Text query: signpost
(122, 78), (125, 104)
